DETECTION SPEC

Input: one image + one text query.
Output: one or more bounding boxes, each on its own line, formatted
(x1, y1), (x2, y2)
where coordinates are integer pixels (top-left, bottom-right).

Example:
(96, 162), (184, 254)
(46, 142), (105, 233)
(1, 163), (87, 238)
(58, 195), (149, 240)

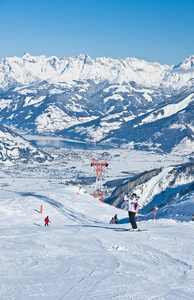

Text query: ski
(114, 228), (147, 232)
(128, 229), (147, 232)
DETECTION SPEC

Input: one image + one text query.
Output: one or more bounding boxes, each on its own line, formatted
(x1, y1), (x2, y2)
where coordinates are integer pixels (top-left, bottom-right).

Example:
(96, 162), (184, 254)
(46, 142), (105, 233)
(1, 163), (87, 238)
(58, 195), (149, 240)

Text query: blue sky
(0, 0), (193, 65)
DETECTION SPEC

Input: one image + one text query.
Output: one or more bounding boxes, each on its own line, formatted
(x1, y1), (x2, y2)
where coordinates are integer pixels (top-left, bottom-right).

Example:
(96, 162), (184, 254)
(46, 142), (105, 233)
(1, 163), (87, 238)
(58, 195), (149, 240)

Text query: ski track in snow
(0, 186), (194, 300)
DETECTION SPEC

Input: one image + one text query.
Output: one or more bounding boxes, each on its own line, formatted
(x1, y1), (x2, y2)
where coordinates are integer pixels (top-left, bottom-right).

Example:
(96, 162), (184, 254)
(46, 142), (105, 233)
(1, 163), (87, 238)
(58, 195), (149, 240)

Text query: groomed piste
(0, 185), (193, 299)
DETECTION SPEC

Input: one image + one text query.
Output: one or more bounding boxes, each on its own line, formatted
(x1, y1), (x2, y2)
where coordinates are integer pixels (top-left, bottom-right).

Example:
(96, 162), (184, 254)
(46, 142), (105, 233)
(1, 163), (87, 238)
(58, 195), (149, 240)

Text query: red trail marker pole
(40, 205), (43, 214)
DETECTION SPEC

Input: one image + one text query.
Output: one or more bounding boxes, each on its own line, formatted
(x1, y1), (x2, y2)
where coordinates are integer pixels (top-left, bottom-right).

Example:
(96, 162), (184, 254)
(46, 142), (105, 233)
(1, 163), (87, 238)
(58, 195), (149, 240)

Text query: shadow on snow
(18, 191), (101, 225)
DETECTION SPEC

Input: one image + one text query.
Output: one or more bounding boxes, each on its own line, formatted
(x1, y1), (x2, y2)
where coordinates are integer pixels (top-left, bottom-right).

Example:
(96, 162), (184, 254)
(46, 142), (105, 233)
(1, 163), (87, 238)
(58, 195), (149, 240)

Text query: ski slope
(0, 185), (194, 300)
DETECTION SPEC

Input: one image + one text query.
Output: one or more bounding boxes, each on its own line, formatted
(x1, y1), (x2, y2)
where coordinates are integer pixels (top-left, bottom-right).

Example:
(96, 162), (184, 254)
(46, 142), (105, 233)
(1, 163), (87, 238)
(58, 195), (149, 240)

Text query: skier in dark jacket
(44, 216), (51, 226)
(124, 193), (141, 231)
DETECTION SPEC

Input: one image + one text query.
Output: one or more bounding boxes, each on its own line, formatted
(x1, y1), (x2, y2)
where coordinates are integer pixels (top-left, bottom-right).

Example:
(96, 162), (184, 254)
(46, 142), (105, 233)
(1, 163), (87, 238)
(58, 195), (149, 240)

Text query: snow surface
(0, 180), (194, 299)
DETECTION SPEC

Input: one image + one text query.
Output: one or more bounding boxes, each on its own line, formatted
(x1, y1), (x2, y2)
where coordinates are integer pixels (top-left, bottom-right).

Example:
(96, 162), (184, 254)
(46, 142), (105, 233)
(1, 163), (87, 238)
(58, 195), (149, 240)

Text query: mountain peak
(174, 55), (194, 70)
(76, 54), (90, 59)
(23, 52), (32, 58)
(76, 54), (93, 65)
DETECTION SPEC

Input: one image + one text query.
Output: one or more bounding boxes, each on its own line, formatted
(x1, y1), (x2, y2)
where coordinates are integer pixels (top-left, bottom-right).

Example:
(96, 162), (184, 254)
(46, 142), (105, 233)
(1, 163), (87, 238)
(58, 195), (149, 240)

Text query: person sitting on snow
(109, 214), (118, 224)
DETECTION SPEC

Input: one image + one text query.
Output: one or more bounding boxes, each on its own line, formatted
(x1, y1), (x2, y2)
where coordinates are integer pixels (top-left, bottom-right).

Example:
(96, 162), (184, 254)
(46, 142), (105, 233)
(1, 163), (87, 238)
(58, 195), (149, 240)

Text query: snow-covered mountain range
(0, 53), (193, 153)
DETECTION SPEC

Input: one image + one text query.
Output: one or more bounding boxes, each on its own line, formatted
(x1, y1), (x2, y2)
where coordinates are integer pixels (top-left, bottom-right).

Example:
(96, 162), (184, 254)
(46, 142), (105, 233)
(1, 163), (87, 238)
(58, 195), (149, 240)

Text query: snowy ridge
(135, 162), (194, 213)
(0, 125), (53, 164)
(105, 160), (193, 215)
(139, 92), (194, 125)
(173, 55), (194, 70)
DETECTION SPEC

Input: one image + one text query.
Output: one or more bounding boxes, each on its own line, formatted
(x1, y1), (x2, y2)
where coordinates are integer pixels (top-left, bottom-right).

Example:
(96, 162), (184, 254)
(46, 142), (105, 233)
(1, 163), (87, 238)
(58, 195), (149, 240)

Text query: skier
(124, 192), (141, 231)
(44, 216), (51, 226)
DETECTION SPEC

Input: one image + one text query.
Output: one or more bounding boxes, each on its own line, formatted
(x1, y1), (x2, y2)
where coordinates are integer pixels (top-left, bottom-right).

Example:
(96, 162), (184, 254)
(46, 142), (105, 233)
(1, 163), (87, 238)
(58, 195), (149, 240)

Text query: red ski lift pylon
(91, 158), (108, 202)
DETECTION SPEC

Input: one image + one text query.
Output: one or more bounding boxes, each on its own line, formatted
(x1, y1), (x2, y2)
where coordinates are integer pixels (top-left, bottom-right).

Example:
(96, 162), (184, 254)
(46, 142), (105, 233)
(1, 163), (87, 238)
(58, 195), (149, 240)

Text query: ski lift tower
(91, 158), (108, 202)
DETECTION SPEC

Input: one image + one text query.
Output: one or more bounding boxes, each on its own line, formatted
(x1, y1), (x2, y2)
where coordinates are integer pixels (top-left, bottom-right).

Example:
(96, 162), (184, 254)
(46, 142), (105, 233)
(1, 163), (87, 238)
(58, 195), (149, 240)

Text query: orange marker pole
(154, 205), (157, 220)
(40, 205), (43, 214)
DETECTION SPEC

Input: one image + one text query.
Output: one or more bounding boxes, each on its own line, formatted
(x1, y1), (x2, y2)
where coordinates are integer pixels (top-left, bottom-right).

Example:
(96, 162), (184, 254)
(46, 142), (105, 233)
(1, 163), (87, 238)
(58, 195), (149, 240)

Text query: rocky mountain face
(105, 161), (194, 213)
(0, 125), (53, 164)
(0, 53), (193, 153)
